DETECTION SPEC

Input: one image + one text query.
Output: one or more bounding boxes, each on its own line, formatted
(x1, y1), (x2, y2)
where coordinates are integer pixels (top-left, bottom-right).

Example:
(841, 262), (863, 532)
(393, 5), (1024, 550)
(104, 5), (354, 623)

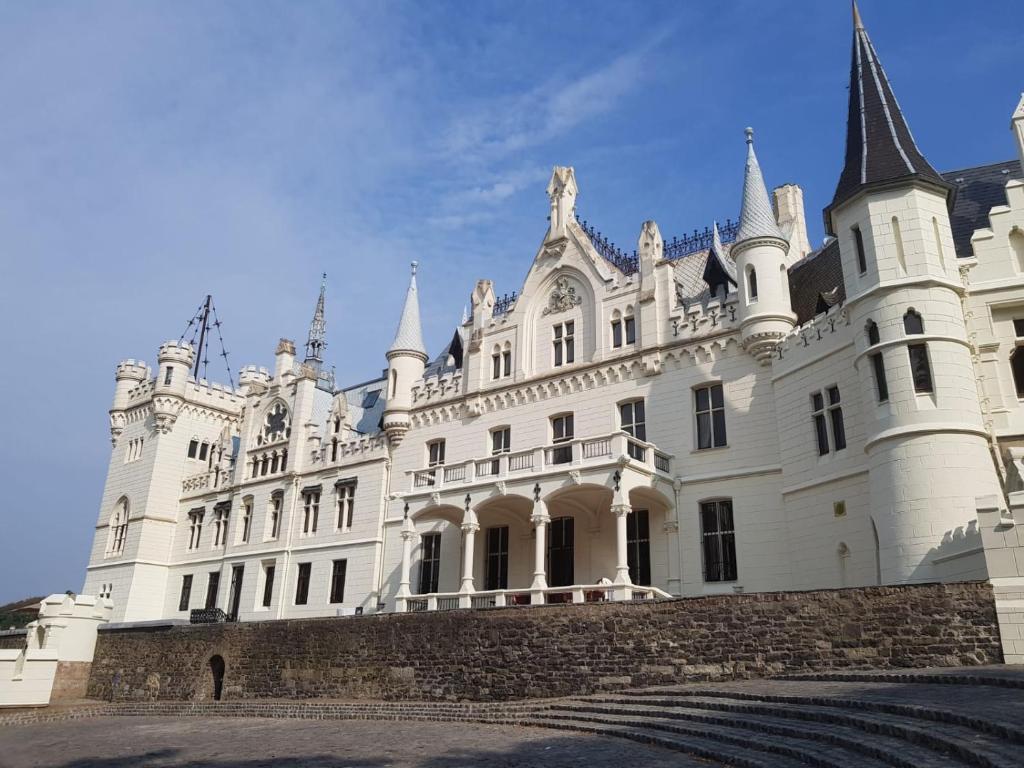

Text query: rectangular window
(700, 499), (737, 582)
(624, 316), (636, 345)
(611, 319), (623, 348)
(329, 559), (347, 603)
(228, 564), (244, 620)
(485, 526), (509, 590)
(620, 399), (647, 460)
(810, 386), (846, 456)
(204, 571), (220, 610)
(187, 439), (198, 459)
(551, 414), (574, 465)
(908, 344), (933, 393)
(427, 440), (446, 467)
(418, 532), (441, 594)
(502, 350), (511, 377)
(241, 501), (252, 543)
(295, 562), (311, 605)
(626, 509), (651, 586)
(827, 386), (846, 451)
(302, 491), (320, 534)
(871, 352), (889, 402)
(553, 321), (575, 367)
(198, 442), (208, 462)
(491, 427), (511, 455)
(188, 510), (204, 550)
(1014, 318), (1024, 338)
(853, 225), (867, 275)
(269, 494), (282, 540)
(695, 384), (727, 449)
(492, 353), (501, 380)
(262, 564), (275, 608)
(812, 392), (830, 456)
(336, 482), (356, 530)
(164, 366), (173, 385)
(178, 574), (192, 611)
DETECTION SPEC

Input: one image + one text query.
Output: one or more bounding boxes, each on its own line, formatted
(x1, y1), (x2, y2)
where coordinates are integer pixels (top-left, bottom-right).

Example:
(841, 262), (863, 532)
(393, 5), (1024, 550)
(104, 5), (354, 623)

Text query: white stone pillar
(530, 497), (550, 603)
(610, 502), (632, 599)
(395, 514), (416, 612)
(459, 508), (479, 607)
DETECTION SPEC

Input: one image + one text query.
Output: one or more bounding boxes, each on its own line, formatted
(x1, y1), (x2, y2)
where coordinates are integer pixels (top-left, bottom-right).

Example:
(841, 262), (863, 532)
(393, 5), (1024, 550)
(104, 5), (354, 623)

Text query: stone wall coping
(0, 628), (28, 638)
(99, 619), (190, 633)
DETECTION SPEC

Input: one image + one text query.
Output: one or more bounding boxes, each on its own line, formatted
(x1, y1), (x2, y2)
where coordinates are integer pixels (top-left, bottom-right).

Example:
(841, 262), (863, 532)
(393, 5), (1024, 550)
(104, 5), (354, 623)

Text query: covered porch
(394, 462), (677, 612)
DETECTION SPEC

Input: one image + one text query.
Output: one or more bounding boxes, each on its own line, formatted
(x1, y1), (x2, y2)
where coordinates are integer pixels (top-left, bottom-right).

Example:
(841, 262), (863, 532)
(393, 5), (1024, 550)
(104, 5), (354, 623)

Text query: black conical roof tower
(825, 3), (952, 234)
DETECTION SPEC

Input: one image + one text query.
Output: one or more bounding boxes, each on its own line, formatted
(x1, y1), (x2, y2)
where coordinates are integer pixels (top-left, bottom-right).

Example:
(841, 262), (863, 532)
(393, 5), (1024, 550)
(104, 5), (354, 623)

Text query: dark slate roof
(788, 238), (845, 325)
(942, 159), (1022, 257)
(826, 8), (950, 232)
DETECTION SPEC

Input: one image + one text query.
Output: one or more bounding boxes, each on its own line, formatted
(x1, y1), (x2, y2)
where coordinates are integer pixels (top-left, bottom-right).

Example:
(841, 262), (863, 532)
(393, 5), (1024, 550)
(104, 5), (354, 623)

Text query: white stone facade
(81, 21), (1024, 628)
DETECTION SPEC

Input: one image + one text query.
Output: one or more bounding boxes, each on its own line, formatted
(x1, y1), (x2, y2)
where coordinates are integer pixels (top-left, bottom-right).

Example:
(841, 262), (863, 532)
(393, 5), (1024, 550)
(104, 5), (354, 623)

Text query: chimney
(275, 338), (296, 381)
(773, 184), (812, 263)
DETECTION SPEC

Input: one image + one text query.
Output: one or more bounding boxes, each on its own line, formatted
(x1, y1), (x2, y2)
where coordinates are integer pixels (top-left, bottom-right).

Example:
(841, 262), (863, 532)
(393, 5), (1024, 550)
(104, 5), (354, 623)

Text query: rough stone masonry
(87, 582), (1002, 703)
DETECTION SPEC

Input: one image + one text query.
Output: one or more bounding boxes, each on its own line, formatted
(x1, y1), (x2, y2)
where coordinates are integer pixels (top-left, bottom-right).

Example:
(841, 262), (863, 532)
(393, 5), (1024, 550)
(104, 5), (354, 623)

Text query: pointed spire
(304, 273), (327, 369)
(736, 128), (785, 245)
(388, 261), (428, 360)
(826, 3), (950, 231)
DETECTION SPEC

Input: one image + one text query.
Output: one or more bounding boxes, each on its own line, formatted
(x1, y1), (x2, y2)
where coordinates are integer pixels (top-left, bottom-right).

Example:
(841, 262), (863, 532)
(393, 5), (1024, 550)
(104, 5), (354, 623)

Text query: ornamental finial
(745, 126), (754, 145)
(411, 261), (418, 277)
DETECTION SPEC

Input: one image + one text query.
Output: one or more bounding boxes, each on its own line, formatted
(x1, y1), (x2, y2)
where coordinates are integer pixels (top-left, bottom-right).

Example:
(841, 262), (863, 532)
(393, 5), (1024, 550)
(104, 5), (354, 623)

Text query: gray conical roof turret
(736, 128), (786, 245)
(388, 262), (428, 359)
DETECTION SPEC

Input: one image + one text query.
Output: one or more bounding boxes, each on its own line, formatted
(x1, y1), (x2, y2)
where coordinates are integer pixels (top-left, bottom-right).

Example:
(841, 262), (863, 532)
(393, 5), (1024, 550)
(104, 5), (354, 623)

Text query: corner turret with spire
(383, 262), (428, 448)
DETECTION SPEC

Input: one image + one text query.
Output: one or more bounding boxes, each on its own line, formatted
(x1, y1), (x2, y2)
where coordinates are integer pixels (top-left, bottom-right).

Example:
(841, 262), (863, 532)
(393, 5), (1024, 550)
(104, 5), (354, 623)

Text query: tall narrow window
(1011, 320), (1024, 398)
(329, 559), (347, 603)
(551, 413), (574, 465)
(212, 504), (230, 547)
(427, 439), (446, 467)
(827, 386), (846, 451)
(892, 216), (907, 273)
(302, 490), (320, 535)
(268, 493), (282, 540)
(164, 366), (173, 385)
(178, 575), (193, 611)
(262, 564), (275, 607)
(866, 320), (888, 402)
(694, 384), (727, 449)
(198, 442), (209, 462)
(109, 498), (129, 555)
(188, 509), (204, 550)
(747, 267), (758, 302)
(611, 316), (623, 348)
(336, 481), (356, 530)
(811, 391), (830, 456)
(932, 217), (946, 269)
(700, 499), (737, 582)
(294, 563), (311, 605)
(624, 314), (636, 344)
(626, 509), (651, 586)
(188, 439), (199, 459)
(620, 400), (646, 460)
(241, 500), (252, 543)
(553, 321), (575, 366)
(853, 225), (867, 275)
(502, 345), (512, 377)
(903, 310), (932, 393)
(419, 532), (441, 594)
(331, 439), (338, 462)
(811, 387), (846, 455)
(204, 571), (220, 610)
(491, 348), (501, 379)
(485, 526), (509, 590)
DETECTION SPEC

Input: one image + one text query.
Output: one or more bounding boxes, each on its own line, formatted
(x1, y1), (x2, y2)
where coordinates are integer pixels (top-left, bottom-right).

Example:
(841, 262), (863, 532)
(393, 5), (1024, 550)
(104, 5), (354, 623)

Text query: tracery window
(257, 402), (291, 446)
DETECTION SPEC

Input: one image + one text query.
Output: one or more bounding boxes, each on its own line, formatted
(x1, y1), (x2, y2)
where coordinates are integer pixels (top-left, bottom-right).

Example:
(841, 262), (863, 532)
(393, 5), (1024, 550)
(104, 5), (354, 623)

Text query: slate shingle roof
(942, 159), (1022, 257)
(788, 239), (845, 326)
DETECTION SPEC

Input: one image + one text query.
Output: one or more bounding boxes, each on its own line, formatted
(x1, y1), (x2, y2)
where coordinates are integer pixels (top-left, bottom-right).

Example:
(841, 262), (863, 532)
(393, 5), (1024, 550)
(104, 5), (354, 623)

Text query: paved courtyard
(0, 717), (714, 768)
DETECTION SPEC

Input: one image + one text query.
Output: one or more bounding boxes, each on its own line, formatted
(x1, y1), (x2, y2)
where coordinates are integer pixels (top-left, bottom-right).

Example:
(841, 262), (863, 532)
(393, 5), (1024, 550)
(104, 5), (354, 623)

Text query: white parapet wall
(0, 594), (113, 707)
(977, 494), (1024, 665)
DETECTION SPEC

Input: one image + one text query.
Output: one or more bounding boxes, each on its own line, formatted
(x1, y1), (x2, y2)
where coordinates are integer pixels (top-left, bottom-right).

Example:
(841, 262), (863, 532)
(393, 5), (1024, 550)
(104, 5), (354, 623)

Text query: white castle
(83, 9), (1024, 626)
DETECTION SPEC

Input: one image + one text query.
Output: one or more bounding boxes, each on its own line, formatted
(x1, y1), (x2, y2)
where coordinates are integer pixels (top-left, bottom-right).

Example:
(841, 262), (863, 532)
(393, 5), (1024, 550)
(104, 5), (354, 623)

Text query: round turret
(238, 365), (273, 395)
(383, 263), (428, 447)
(112, 359), (149, 411)
(153, 341), (193, 433)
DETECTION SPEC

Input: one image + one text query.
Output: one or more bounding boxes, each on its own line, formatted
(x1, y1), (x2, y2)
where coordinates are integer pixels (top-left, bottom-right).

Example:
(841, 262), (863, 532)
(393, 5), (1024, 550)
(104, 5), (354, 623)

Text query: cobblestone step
(549, 700), (953, 768)
(517, 713), (811, 768)
(778, 671), (1024, 690)
(587, 695), (1020, 768)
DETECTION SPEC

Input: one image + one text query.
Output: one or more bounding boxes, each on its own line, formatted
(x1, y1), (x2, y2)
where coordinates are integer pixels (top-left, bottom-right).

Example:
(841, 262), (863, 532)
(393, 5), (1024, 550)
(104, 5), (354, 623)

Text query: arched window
(502, 341), (512, 377)
(257, 402), (290, 446)
(1011, 227), (1024, 273)
(903, 310), (932, 393)
(491, 344), (502, 379)
(852, 225), (868, 275)
(865, 319), (880, 346)
(747, 267), (758, 302)
(865, 321), (888, 402)
(108, 498), (129, 555)
(891, 216), (906, 273)
(903, 309), (924, 335)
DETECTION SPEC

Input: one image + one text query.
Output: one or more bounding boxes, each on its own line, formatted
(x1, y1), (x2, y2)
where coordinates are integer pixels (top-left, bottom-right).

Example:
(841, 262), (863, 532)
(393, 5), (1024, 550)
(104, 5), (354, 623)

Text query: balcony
(400, 583), (672, 613)
(406, 431), (672, 495)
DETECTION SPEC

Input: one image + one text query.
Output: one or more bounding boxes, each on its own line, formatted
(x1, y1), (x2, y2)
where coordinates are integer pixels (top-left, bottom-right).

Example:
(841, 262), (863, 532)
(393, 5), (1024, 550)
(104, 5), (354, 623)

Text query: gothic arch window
(108, 497), (129, 555)
(610, 306), (636, 349)
(746, 266), (758, 303)
(903, 309), (932, 394)
(256, 401), (290, 446)
(903, 309), (924, 335)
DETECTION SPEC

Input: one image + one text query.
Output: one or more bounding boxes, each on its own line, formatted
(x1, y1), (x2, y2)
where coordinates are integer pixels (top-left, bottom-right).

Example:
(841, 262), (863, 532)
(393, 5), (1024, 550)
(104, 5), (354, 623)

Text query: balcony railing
(398, 583), (672, 612)
(405, 431), (672, 493)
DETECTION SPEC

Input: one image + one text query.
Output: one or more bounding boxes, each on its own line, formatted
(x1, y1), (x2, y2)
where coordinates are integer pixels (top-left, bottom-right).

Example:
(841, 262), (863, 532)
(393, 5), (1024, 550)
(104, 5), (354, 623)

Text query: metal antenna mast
(177, 295), (236, 389)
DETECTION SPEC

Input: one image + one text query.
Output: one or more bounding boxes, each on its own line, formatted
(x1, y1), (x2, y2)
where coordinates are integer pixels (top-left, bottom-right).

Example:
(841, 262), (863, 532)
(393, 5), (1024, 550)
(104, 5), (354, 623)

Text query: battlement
(774, 303), (851, 370)
(157, 340), (195, 365)
(115, 360), (150, 381)
(411, 369), (464, 406)
(670, 296), (740, 342)
(37, 593), (114, 623)
(185, 378), (245, 409)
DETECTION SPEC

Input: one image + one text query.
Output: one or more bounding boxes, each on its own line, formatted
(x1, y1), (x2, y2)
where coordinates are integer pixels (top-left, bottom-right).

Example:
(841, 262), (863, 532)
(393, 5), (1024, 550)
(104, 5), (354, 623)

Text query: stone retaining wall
(86, 582), (1002, 703)
(0, 630), (27, 650)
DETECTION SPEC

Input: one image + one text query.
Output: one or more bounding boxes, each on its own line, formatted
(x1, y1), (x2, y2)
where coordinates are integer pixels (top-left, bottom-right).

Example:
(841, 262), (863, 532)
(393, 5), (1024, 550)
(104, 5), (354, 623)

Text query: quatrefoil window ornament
(260, 402), (290, 445)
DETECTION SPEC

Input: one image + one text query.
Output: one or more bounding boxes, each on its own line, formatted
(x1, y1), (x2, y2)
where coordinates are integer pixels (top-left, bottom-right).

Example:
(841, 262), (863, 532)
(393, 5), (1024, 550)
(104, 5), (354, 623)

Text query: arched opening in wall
(779, 264), (787, 296)
(1011, 227), (1024, 273)
(390, 369), (397, 397)
(891, 217), (907, 274)
(932, 217), (946, 270)
(870, 518), (882, 585)
(209, 655), (225, 701)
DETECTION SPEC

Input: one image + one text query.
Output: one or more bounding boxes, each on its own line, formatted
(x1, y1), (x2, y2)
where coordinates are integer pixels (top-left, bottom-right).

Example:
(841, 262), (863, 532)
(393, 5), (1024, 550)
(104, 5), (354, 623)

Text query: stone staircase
(4, 668), (1024, 766)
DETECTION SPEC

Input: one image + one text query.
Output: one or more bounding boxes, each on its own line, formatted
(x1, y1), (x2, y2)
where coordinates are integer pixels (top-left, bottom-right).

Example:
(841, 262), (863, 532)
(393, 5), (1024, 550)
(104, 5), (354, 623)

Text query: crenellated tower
(733, 128), (796, 364)
(152, 341), (194, 434)
(109, 359), (149, 445)
(383, 262), (428, 448)
(825, 3), (1003, 583)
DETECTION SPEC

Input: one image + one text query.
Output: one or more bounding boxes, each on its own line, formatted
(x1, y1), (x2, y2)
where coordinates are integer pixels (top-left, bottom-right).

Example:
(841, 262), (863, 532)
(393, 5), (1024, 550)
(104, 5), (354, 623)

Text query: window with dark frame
(903, 310), (933, 394)
(626, 509), (651, 586)
(427, 440), (446, 467)
(329, 559), (347, 603)
(187, 439), (198, 459)
(502, 348), (511, 376)
(700, 499), (737, 582)
(866, 321), (889, 402)
(164, 366), (173, 385)
(551, 413), (574, 464)
(748, 267), (758, 301)
(178, 574), (192, 611)
(611, 317), (623, 348)
(198, 442), (208, 462)
(294, 562), (311, 605)
(204, 571), (220, 609)
(485, 526), (509, 590)
(620, 399), (646, 460)
(241, 500), (252, 543)
(418, 533), (441, 594)
(694, 384), (727, 449)
(336, 481), (356, 530)
(262, 564), (275, 607)
(811, 387), (846, 456)
(553, 321), (575, 366)
(269, 493), (282, 539)
(853, 225), (867, 274)
(624, 315), (636, 345)
(302, 490), (320, 535)
(492, 351), (501, 380)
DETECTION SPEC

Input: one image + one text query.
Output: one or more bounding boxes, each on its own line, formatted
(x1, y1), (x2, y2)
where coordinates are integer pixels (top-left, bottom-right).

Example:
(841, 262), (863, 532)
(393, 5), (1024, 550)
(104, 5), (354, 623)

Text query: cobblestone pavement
(0, 717), (719, 768)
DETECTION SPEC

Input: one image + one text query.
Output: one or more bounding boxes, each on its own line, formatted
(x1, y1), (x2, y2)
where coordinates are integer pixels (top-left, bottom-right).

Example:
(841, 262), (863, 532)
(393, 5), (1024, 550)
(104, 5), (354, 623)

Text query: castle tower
(383, 262), (428, 447)
(825, 3), (1003, 583)
(109, 360), (149, 445)
(733, 128), (796, 364)
(152, 341), (194, 434)
(304, 273), (327, 374)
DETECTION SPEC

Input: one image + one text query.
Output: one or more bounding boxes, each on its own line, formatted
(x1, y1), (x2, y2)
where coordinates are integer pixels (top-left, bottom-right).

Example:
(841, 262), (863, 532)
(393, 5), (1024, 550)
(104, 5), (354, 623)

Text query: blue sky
(0, 1), (1019, 603)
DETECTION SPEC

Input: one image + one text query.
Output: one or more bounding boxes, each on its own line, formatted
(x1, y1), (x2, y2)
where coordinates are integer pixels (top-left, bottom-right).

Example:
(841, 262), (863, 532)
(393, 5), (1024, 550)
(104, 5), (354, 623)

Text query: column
(610, 502), (632, 600)
(395, 515), (416, 612)
(458, 508), (479, 607)
(530, 497), (550, 603)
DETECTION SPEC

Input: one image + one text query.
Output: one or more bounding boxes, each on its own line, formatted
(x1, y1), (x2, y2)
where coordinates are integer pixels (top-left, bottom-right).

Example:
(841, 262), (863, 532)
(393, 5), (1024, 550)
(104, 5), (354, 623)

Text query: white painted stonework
(80, 71), (1024, 654)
